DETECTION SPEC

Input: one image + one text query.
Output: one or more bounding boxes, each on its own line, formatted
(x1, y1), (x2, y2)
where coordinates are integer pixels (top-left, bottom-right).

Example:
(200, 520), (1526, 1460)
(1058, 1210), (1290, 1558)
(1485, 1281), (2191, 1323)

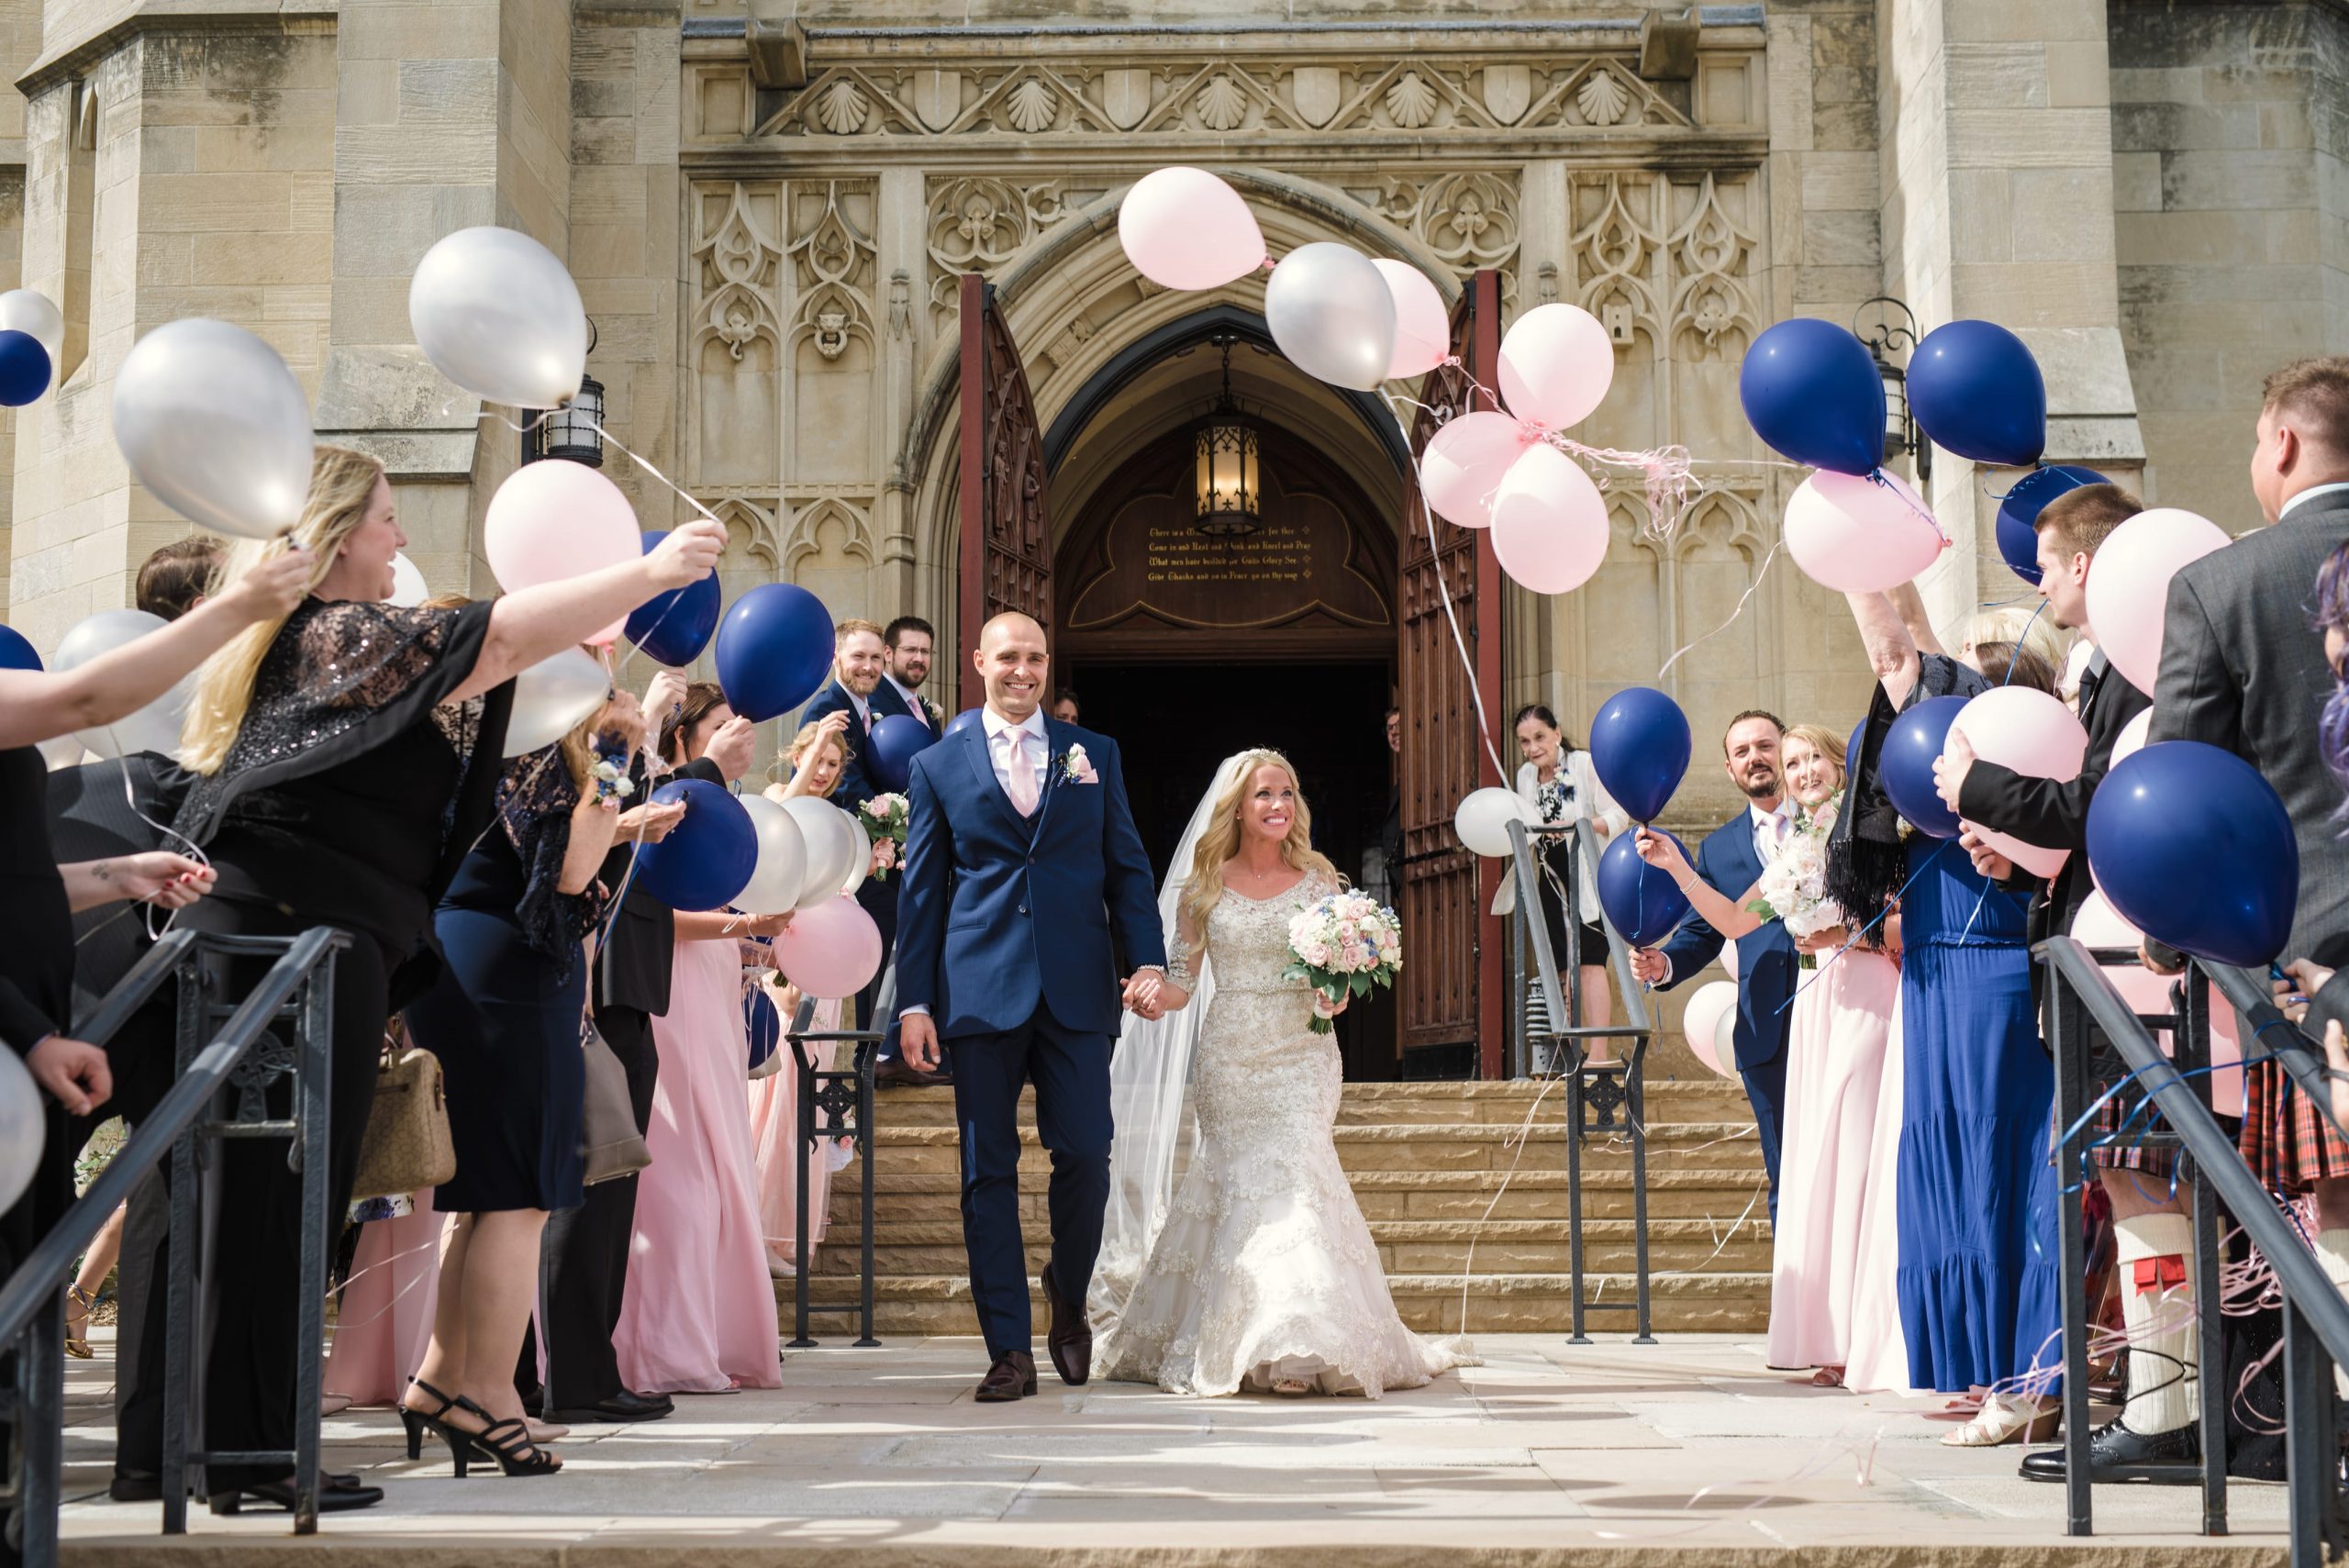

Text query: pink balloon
(1118, 167), (1266, 291)
(1375, 260), (1450, 380)
(1496, 304), (1615, 430)
(1950, 685), (2086, 877)
(2109, 707), (2153, 770)
(1489, 444), (1609, 595)
(1420, 410), (1531, 528)
(1680, 980), (1740, 1080)
(484, 459), (640, 643)
(1782, 471), (1946, 592)
(2071, 890), (2243, 1118)
(2083, 507), (2230, 695)
(773, 895), (884, 1000)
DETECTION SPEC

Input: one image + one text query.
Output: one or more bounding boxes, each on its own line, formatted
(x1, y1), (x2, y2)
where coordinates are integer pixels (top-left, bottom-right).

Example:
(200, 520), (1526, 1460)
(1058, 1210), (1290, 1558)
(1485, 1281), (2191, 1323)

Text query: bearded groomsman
(884, 616), (945, 732)
(802, 619), (937, 1084)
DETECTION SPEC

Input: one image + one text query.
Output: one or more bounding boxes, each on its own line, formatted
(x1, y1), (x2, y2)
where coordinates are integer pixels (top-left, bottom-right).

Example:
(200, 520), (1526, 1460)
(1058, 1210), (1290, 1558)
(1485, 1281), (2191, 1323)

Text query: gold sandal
(1941, 1395), (2058, 1448)
(62, 1285), (96, 1360)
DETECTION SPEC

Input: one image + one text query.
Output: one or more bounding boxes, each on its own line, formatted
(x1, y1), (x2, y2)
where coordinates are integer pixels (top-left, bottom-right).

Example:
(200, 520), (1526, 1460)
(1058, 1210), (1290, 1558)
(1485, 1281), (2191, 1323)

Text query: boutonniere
(1057, 742), (1098, 785)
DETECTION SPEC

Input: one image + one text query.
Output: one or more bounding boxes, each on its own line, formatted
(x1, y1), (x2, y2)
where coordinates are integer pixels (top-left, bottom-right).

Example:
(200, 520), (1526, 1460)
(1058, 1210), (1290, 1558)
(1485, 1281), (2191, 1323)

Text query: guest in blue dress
(1829, 584), (2063, 1448)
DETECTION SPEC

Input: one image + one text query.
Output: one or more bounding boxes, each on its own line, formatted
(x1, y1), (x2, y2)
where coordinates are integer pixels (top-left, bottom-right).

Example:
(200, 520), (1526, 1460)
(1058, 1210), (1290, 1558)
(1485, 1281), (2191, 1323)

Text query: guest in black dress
(134, 444), (722, 1513)
(399, 692), (646, 1477)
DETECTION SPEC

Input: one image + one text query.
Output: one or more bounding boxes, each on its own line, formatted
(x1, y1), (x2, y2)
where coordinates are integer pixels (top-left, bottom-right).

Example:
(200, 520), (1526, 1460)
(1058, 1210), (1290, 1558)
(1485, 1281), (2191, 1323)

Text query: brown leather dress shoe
(975, 1349), (1037, 1403)
(1041, 1268), (1093, 1386)
(874, 1057), (944, 1089)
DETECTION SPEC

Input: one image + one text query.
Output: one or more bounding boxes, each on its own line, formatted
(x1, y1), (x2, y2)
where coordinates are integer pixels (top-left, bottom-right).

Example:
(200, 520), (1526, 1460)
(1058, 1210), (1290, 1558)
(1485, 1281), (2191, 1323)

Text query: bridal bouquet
(1745, 802), (1843, 950)
(1284, 890), (1402, 1035)
(861, 792), (909, 880)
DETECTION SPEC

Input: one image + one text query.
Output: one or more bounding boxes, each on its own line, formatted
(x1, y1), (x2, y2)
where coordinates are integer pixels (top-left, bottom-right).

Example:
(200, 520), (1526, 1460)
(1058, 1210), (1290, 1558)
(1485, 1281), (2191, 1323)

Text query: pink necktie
(1002, 728), (1039, 817)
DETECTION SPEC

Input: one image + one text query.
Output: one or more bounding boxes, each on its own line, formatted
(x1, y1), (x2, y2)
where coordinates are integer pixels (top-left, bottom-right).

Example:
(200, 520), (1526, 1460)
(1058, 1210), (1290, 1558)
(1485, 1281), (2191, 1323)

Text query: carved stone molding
(692, 183), (783, 364)
(786, 180), (878, 363)
(784, 496), (877, 573)
(924, 176), (1089, 334)
(701, 495), (784, 570)
(1566, 171), (1756, 361)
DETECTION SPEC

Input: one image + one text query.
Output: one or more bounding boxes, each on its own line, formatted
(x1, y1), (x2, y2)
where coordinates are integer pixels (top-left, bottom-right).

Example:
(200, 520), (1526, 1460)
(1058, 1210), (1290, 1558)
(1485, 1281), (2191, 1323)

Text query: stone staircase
(787, 1076), (1776, 1337)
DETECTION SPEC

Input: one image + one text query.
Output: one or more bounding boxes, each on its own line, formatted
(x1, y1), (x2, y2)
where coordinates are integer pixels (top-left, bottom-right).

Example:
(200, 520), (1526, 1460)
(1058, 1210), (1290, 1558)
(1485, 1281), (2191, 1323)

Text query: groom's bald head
(974, 612), (1050, 723)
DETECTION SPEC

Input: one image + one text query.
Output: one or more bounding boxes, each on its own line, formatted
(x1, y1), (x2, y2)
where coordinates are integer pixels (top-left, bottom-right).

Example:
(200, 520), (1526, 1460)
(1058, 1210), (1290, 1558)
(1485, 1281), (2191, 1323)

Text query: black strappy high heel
(446, 1393), (561, 1477)
(398, 1377), (463, 1462)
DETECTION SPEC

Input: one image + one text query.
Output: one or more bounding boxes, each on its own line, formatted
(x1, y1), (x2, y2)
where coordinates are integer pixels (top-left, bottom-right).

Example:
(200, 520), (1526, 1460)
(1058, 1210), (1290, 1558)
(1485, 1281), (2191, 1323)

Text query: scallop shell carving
(1005, 77), (1059, 133)
(1195, 73), (1248, 131)
(1576, 68), (1631, 128)
(815, 78), (870, 135)
(1386, 71), (1439, 129)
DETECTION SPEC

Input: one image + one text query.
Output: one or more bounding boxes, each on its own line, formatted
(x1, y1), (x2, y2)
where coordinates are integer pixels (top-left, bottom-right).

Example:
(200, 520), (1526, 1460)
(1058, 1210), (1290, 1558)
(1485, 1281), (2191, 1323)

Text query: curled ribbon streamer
(1656, 539), (1784, 682)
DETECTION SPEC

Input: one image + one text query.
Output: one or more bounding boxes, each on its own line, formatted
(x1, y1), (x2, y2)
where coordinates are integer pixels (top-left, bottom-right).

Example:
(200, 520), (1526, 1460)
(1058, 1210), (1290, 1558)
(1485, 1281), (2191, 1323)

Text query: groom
(896, 611), (1166, 1401)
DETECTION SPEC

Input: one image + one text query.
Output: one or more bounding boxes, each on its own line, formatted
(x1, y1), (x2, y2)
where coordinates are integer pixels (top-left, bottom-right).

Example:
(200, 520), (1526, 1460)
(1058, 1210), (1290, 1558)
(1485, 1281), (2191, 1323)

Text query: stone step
(780, 1270), (1772, 1337)
(829, 1167), (1773, 1227)
(861, 1120), (1766, 1178)
(865, 1078), (1758, 1129)
(802, 1216), (1775, 1277)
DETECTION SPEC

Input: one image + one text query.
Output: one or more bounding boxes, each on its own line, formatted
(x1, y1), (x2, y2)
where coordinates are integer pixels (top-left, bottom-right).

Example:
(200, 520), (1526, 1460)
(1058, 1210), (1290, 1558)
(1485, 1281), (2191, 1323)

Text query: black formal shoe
(975, 1349), (1037, 1403)
(874, 1057), (945, 1089)
(2020, 1417), (2200, 1484)
(208, 1473), (384, 1514)
(1041, 1267), (1092, 1387)
(114, 1467), (366, 1504)
(546, 1389), (675, 1424)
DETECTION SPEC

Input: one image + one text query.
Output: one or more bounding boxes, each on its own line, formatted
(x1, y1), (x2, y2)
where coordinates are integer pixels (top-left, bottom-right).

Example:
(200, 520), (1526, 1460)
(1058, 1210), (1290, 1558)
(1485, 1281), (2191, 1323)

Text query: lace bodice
(1170, 867), (1336, 998)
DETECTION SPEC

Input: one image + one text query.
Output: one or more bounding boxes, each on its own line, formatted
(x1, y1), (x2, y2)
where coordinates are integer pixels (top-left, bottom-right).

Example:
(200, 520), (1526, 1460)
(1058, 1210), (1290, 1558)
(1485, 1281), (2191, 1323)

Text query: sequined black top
(171, 596), (508, 955)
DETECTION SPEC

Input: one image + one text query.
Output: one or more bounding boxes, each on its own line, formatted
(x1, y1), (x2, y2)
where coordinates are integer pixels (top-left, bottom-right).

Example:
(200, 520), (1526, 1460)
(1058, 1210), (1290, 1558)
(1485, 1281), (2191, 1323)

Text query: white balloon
(389, 551), (429, 609)
(1680, 979), (1741, 1079)
(0, 288), (63, 369)
(1453, 785), (1537, 858)
(409, 227), (589, 410)
(54, 609), (189, 759)
(503, 649), (608, 757)
(1719, 938), (1741, 984)
(113, 319), (314, 541)
(0, 1044), (44, 1215)
(782, 795), (854, 910)
(1373, 259), (1451, 380)
(836, 809), (874, 899)
(736, 795), (810, 917)
(1264, 242), (1398, 392)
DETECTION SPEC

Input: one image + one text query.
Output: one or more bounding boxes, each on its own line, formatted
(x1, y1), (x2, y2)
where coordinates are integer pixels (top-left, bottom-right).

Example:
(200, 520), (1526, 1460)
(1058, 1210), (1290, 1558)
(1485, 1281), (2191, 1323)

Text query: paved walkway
(57, 1330), (2287, 1563)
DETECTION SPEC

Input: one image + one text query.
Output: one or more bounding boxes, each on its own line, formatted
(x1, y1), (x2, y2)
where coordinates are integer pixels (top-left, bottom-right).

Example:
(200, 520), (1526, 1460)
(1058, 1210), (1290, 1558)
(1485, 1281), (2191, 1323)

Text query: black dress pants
(531, 1004), (660, 1413)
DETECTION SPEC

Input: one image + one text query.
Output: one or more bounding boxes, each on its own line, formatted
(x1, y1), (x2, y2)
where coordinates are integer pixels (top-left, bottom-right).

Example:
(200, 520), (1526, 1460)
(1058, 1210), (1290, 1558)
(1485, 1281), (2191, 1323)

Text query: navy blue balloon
(1992, 465), (2107, 585)
(943, 707), (984, 740)
(1846, 717), (1866, 776)
(1908, 319), (2046, 468)
(1589, 686), (1692, 824)
(0, 330), (50, 408)
(632, 778), (757, 910)
(624, 531), (722, 666)
(745, 982), (780, 1075)
(0, 623), (40, 673)
(2087, 741), (2299, 969)
(712, 584), (833, 723)
(1880, 695), (1966, 840)
(865, 713), (931, 793)
(1738, 317), (1887, 476)
(1597, 829), (1692, 948)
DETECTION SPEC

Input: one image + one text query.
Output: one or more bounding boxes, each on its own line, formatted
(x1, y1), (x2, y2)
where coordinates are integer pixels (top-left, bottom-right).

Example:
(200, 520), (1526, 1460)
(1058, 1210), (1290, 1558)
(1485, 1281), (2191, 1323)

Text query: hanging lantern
(1194, 335), (1261, 538)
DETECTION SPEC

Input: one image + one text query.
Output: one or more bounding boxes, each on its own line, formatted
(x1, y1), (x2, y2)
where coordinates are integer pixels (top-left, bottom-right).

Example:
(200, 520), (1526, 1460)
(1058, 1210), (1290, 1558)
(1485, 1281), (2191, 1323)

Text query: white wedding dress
(1097, 865), (1467, 1397)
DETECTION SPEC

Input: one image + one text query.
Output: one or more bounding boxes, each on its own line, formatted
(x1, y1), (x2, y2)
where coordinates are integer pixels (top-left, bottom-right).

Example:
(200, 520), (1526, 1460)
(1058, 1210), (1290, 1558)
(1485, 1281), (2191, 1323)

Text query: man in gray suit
(2144, 356), (2349, 1430)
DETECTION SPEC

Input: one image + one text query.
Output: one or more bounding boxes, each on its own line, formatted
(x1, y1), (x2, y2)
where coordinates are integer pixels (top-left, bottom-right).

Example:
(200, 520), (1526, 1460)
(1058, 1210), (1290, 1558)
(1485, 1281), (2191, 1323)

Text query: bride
(1095, 750), (1467, 1397)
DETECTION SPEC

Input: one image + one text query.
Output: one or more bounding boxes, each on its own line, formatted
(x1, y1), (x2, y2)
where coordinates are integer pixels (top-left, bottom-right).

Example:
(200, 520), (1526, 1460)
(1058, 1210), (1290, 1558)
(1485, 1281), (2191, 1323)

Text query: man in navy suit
(896, 611), (1165, 1402)
(1629, 711), (1798, 1219)
(800, 618), (939, 1084)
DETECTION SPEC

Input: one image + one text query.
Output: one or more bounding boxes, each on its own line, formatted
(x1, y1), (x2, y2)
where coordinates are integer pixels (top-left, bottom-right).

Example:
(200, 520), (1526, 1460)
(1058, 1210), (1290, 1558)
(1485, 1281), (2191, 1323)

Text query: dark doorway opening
(1069, 656), (1399, 1081)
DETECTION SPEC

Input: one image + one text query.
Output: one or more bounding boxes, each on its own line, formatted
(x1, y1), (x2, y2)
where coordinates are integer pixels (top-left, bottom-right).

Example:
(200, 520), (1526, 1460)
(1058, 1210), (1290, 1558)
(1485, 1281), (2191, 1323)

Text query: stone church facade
(0, 0), (2340, 1066)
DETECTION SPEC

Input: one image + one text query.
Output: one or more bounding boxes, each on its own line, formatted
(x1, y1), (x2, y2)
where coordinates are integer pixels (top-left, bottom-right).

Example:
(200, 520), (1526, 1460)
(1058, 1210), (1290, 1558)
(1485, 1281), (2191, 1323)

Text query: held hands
(614, 796), (686, 843)
(1934, 728), (1976, 813)
(646, 519), (726, 589)
(1123, 970), (1166, 1020)
(26, 1036), (111, 1117)
(221, 547), (314, 623)
(704, 716), (756, 783)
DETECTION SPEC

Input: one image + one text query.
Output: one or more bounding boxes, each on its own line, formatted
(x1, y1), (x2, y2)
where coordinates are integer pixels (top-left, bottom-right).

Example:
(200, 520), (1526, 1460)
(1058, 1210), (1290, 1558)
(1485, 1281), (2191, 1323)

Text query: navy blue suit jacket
(799, 677), (909, 814)
(895, 717), (1164, 1040)
(1655, 811), (1796, 1071)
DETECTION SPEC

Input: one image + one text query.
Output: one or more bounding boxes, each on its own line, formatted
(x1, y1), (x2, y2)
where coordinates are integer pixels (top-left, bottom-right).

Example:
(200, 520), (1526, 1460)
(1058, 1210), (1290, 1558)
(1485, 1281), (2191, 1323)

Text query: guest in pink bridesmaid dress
(613, 686), (785, 1395)
(323, 1194), (442, 1407)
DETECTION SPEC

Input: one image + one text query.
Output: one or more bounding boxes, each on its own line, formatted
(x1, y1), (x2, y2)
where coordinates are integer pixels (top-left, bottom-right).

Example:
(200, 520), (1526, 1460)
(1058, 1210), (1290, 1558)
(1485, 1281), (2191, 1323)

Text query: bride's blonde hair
(179, 445), (385, 775)
(1178, 750), (1339, 933)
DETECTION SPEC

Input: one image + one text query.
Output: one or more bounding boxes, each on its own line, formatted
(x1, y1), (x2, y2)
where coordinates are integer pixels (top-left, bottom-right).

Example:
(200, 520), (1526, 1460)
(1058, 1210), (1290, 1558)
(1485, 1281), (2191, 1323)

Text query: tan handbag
(581, 1020), (651, 1186)
(351, 1039), (456, 1202)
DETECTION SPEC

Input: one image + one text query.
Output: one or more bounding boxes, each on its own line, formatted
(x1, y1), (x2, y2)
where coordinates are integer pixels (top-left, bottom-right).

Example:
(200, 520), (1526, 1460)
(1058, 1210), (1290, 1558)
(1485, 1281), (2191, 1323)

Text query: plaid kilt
(2084, 1077), (2178, 1180)
(2241, 1056), (2349, 1195)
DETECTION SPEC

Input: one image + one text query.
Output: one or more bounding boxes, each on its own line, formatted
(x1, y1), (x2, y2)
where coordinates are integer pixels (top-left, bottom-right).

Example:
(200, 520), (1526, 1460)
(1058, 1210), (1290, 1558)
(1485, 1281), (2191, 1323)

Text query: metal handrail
(2, 925), (344, 1563)
(786, 968), (891, 1349)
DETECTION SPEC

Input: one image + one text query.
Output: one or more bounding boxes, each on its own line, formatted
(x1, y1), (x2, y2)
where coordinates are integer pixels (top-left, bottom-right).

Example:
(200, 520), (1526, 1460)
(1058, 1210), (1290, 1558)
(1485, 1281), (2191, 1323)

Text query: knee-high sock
(2313, 1229), (2349, 1398)
(2115, 1213), (2198, 1436)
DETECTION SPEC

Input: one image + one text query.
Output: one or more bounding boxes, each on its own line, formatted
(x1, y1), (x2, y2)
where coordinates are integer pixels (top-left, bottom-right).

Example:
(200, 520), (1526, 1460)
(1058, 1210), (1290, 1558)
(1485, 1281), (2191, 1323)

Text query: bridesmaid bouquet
(1284, 890), (1403, 1035)
(861, 792), (909, 880)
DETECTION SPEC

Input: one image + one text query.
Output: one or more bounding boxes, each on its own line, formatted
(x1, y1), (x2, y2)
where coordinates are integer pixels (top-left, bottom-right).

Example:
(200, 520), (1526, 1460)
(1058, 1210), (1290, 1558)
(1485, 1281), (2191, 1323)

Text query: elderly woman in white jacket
(1496, 704), (1628, 1060)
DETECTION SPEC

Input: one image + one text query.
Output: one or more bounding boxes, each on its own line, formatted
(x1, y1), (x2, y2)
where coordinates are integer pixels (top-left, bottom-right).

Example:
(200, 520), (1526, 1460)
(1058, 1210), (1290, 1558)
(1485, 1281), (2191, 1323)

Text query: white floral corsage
(591, 755), (636, 811)
(1058, 742), (1097, 785)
